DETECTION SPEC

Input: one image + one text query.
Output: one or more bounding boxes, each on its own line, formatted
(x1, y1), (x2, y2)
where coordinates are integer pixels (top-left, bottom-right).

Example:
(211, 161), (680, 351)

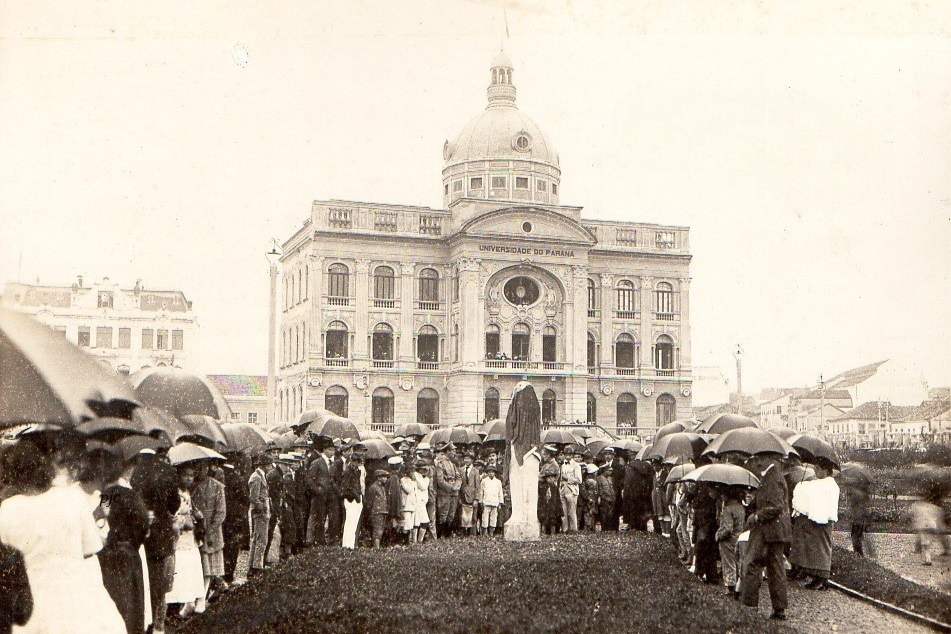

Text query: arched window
(485, 324), (500, 359)
(372, 323), (394, 362)
(373, 266), (395, 304)
(417, 325), (439, 365)
(325, 321), (348, 362)
(587, 392), (597, 423)
(512, 323), (530, 361)
(372, 387), (394, 427)
(656, 393), (676, 427)
(655, 282), (674, 319)
(587, 332), (597, 369)
(328, 263), (349, 304)
(324, 385), (348, 418)
(418, 268), (440, 306)
(417, 388), (440, 426)
(542, 389), (557, 423)
(616, 333), (636, 370)
(617, 393), (637, 428)
(484, 388), (500, 421)
(587, 279), (598, 315)
(616, 279), (636, 316)
(542, 325), (557, 365)
(654, 334), (674, 371)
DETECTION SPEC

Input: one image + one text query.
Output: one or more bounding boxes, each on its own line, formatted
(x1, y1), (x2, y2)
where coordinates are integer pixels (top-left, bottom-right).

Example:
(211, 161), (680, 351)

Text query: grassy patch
(832, 545), (951, 624)
(179, 533), (795, 634)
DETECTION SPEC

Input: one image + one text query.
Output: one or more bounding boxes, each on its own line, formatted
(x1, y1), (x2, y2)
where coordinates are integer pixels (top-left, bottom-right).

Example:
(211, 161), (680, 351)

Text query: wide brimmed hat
(387, 456), (404, 466)
(542, 444), (558, 453)
(585, 463), (599, 474)
(373, 469), (390, 479)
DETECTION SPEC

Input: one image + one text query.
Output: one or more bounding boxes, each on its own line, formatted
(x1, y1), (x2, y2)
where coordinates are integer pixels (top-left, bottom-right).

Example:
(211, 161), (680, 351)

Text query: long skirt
(201, 548), (225, 578)
(165, 546), (204, 604)
(99, 543), (145, 634)
(790, 516), (833, 578)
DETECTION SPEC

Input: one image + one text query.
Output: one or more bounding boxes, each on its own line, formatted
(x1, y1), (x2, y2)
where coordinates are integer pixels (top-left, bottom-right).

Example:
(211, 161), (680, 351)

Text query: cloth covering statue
(503, 381), (542, 541)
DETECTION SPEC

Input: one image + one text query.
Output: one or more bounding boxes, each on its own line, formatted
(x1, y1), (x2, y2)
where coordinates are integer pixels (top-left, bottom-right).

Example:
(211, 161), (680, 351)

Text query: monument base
(504, 519), (541, 542)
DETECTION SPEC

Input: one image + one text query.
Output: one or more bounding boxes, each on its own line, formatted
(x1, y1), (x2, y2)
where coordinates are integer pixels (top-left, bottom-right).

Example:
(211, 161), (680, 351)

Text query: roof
(825, 360), (889, 389)
(797, 389), (853, 401)
(206, 375), (268, 397)
(829, 401), (917, 422)
(897, 400), (951, 422)
(798, 404), (845, 416)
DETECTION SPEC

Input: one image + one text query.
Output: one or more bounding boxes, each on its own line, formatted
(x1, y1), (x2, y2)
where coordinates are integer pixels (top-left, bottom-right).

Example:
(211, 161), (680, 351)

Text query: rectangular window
(142, 329), (153, 349)
(117, 328), (131, 349)
(156, 329), (168, 350)
(97, 292), (114, 308)
(444, 184), (449, 196)
(537, 180), (547, 192)
(515, 176), (529, 189)
(542, 334), (556, 363)
(491, 176), (506, 189)
(551, 183), (558, 195)
(230, 412), (240, 421)
(453, 180), (463, 192)
(248, 412), (258, 425)
(78, 326), (91, 347)
(485, 332), (500, 358)
(53, 325), (67, 337)
(469, 177), (483, 190)
(172, 329), (184, 350)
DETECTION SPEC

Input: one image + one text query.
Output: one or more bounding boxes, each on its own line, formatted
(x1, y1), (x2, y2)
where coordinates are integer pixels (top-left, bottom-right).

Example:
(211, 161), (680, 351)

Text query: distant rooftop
(206, 375), (268, 397)
(830, 400), (917, 422)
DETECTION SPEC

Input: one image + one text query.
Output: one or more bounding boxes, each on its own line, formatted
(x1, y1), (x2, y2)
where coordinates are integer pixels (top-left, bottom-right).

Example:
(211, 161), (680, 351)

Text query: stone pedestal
(504, 445), (540, 541)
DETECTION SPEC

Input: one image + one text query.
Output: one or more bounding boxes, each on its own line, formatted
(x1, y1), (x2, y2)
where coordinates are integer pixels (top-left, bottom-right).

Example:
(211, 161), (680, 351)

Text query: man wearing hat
(559, 447), (582, 533)
(247, 454), (272, 576)
(433, 442), (461, 536)
(458, 453), (481, 537)
(304, 442), (337, 546)
(600, 447), (623, 531)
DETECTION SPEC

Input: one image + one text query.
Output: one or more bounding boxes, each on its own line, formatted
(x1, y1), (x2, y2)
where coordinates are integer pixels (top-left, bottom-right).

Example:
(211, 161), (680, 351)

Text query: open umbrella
(768, 427), (799, 440)
(634, 443), (653, 461)
(131, 367), (231, 420)
(787, 464), (817, 487)
(648, 432), (708, 463)
(653, 421), (688, 442)
(395, 422), (431, 438)
(480, 419), (507, 443)
(266, 423), (294, 435)
(702, 427), (797, 458)
(132, 406), (191, 444)
(542, 429), (584, 445)
(179, 414), (228, 450)
(423, 426), (482, 446)
(114, 435), (169, 461)
(271, 431), (298, 450)
(837, 462), (876, 490)
(478, 418), (505, 436)
(220, 422), (273, 454)
(358, 428), (389, 442)
(355, 438), (397, 460)
(0, 308), (140, 427)
(298, 410), (360, 440)
(789, 434), (839, 468)
(610, 439), (644, 454)
(664, 463), (696, 484)
(698, 413), (758, 435)
(76, 417), (150, 443)
(585, 438), (613, 457)
(168, 441), (225, 465)
(684, 463), (761, 488)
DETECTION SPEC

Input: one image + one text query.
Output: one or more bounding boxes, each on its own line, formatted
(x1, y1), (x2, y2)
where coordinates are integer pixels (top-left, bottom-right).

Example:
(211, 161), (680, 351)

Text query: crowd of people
(0, 424), (946, 634)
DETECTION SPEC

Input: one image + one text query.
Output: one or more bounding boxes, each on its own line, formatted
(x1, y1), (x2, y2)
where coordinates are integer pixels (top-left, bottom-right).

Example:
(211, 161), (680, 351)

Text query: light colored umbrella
(394, 422), (431, 438)
(664, 463), (696, 484)
(358, 428), (389, 441)
(634, 443), (653, 461)
(702, 427), (797, 457)
(0, 308), (140, 427)
(266, 423), (293, 435)
(221, 422), (273, 453)
(168, 441), (225, 465)
(683, 463), (761, 488)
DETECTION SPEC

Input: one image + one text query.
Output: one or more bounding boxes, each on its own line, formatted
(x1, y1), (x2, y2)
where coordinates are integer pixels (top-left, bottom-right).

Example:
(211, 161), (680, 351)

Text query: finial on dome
(488, 51), (516, 108)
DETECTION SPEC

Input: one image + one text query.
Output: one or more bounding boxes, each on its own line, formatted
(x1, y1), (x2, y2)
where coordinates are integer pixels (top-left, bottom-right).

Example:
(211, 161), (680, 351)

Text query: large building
(207, 375), (269, 426)
(1, 276), (200, 374)
(275, 53), (693, 437)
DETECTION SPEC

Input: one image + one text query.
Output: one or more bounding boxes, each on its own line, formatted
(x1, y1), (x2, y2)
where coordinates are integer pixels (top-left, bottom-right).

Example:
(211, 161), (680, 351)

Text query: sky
(1, 0), (949, 394)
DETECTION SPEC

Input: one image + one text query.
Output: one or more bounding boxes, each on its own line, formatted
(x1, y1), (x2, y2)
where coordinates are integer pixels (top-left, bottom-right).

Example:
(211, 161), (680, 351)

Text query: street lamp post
(265, 240), (283, 425)
(733, 344), (744, 414)
(818, 374), (825, 439)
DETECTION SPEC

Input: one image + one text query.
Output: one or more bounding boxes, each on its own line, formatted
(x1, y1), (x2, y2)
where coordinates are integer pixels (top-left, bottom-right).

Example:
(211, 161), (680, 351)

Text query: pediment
(457, 207), (596, 246)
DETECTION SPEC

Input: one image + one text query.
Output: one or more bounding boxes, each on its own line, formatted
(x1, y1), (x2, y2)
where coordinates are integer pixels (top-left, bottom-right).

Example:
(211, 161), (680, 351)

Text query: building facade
(206, 375), (269, 426)
(1, 276), (199, 374)
(275, 53), (693, 437)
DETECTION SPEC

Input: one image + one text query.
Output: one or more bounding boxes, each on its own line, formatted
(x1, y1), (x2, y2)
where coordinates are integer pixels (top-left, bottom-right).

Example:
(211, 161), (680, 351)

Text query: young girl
(400, 464), (419, 545)
(166, 464), (206, 617)
(581, 464), (600, 532)
(414, 464), (432, 543)
(366, 470), (390, 549)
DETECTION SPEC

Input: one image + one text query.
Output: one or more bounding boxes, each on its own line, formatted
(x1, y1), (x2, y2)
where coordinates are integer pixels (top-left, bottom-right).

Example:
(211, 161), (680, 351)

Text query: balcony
(587, 308), (600, 319)
(326, 295), (351, 307)
(615, 310), (639, 320)
(415, 300), (443, 311)
(654, 312), (677, 322)
(325, 358), (350, 368)
(416, 360), (441, 370)
(373, 299), (397, 308)
(655, 369), (675, 377)
(615, 367), (638, 376)
(372, 359), (395, 369)
(481, 360), (569, 372)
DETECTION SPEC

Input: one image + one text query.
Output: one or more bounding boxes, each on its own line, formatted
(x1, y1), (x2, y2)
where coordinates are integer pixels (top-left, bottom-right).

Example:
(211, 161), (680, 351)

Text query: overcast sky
(1, 0), (949, 394)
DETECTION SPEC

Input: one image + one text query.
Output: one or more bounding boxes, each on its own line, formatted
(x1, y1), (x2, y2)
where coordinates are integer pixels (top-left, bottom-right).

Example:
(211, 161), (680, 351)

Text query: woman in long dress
(414, 464), (431, 543)
(0, 441), (126, 634)
(165, 464), (206, 617)
(790, 459), (839, 590)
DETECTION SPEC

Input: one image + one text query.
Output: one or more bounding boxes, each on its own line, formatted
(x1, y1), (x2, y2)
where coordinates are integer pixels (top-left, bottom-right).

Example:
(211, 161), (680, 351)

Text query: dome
(445, 108), (559, 167)
(491, 50), (513, 69)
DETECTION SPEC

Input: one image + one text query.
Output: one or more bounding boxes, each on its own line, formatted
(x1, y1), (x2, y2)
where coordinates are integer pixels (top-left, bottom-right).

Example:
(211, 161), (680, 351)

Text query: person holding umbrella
(740, 452), (792, 621)
(789, 458), (839, 589)
(247, 453), (272, 576)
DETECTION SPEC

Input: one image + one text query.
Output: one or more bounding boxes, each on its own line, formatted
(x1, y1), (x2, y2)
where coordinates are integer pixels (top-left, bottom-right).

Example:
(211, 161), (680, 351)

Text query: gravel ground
(832, 530), (951, 592)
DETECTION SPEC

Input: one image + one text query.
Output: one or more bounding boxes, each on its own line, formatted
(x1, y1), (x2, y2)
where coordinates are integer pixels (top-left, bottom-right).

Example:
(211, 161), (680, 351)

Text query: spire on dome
(487, 51), (516, 108)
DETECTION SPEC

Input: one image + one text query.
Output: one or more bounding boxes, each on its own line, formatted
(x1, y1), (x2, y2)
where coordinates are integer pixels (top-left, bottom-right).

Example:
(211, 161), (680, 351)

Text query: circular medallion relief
(601, 384), (614, 396)
(642, 386), (653, 397)
(503, 276), (540, 307)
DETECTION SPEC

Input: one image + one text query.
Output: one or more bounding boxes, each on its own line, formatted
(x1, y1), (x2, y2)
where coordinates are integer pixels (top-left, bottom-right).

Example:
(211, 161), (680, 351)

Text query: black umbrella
(703, 427), (797, 458)
(76, 417), (150, 443)
(698, 413), (758, 435)
(654, 421), (689, 441)
(220, 422), (273, 454)
(298, 410), (360, 441)
(179, 414), (228, 450)
(131, 367), (231, 420)
(684, 463), (761, 488)
(648, 432), (708, 463)
(132, 406), (191, 444)
(0, 308), (139, 427)
(394, 422), (431, 438)
(789, 434), (839, 468)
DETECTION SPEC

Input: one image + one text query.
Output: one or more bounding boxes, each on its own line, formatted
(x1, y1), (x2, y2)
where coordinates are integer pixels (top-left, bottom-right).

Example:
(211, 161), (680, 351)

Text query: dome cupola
(442, 52), (561, 207)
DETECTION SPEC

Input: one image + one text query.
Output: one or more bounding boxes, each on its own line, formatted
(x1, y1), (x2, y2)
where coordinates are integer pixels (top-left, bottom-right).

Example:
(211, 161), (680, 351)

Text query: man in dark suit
(741, 452), (793, 620)
(265, 451), (284, 560)
(458, 453), (481, 536)
(305, 443), (337, 545)
(600, 448), (625, 531)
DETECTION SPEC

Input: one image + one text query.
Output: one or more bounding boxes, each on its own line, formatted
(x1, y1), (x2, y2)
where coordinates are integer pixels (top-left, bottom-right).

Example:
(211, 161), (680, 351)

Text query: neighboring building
(759, 388), (852, 432)
(691, 366), (730, 407)
(792, 403), (846, 435)
(275, 52), (693, 437)
(887, 399), (951, 448)
(824, 359), (928, 407)
(206, 375), (269, 426)
(1, 276), (199, 374)
(827, 401), (918, 448)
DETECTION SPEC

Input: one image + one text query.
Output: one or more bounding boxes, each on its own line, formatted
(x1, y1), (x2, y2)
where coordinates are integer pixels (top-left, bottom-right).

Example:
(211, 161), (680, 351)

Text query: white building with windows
(275, 52), (693, 437)
(1, 276), (200, 374)
(207, 375), (268, 425)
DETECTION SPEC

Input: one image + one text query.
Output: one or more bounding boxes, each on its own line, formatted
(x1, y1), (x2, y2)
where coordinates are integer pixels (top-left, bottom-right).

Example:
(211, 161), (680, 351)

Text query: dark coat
(622, 460), (654, 521)
(130, 456), (181, 560)
(0, 543), (31, 634)
(307, 455), (334, 501)
(340, 463), (364, 503)
(750, 465), (793, 543)
(99, 484), (150, 634)
(223, 465), (251, 547)
(459, 465), (481, 505)
(537, 480), (563, 525)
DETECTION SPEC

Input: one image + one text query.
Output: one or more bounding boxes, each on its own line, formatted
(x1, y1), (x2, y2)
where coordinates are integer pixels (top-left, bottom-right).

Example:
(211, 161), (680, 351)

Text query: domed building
(276, 53), (693, 438)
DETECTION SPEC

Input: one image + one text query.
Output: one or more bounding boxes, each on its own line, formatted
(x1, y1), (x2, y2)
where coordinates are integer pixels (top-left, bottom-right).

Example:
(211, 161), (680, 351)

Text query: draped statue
(503, 381), (541, 541)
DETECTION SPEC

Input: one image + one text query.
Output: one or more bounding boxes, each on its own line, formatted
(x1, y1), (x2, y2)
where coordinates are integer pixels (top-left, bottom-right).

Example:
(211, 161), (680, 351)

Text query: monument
(503, 381), (542, 541)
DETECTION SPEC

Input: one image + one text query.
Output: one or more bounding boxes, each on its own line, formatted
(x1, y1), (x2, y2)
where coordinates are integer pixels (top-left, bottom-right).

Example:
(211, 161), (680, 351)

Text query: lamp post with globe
(265, 240), (283, 424)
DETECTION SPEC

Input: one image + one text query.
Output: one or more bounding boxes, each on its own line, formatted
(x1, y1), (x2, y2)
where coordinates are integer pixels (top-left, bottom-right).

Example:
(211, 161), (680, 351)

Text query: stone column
(308, 254), (324, 363)
(599, 274), (615, 372)
(638, 276), (654, 371)
(565, 265), (589, 422)
(399, 262), (415, 364)
(453, 257), (484, 423)
(678, 277), (691, 375)
(353, 259), (371, 366)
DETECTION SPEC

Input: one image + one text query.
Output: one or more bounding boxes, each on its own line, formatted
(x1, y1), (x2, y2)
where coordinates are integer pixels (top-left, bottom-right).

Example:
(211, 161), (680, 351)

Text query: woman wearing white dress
(165, 464), (206, 617)
(414, 465), (432, 543)
(0, 441), (125, 634)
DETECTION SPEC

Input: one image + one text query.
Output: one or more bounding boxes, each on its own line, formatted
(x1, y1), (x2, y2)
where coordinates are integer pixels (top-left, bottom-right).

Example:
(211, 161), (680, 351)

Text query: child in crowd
(597, 466), (615, 532)
(538, 472), (563, 535)
(478, 466), (503, 536)
(366, 470), (390, 550)
(399, 464), (419, 545)
(581, 464), (600, 532)
(716, 486), (746, 597)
